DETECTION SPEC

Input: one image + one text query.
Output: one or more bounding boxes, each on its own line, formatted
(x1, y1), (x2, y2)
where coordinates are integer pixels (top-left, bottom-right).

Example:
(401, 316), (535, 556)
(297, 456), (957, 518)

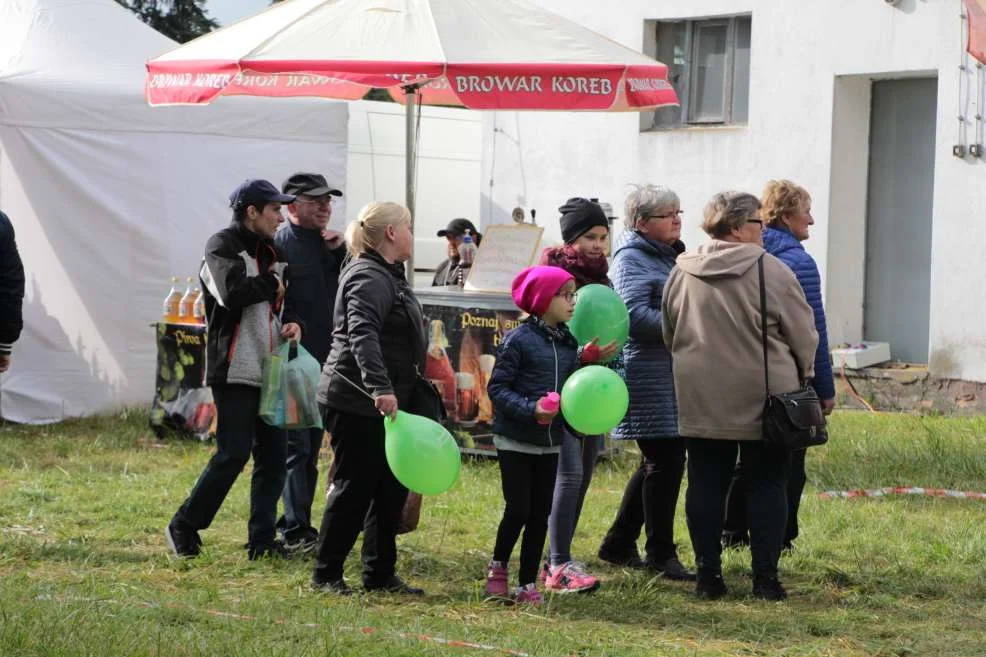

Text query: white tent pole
(404, 84), (418, 281)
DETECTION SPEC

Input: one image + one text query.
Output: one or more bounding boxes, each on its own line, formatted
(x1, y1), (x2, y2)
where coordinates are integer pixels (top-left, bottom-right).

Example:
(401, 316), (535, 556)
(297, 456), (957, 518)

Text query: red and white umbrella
(145, 0), (678, 271)
(145, 0), (677, 110)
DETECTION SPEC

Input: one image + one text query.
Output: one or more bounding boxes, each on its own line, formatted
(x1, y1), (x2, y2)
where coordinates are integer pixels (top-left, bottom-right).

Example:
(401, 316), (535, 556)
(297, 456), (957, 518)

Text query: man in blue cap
(274, 172), (346, 553)
(166, 179), (305, 561)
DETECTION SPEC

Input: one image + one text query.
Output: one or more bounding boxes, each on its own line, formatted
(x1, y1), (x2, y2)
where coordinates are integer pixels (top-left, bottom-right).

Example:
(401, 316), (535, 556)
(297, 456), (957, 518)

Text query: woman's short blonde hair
(344, 201), (411, 257)
(702, 191), (762, 239)
(761, 179), (810, 227)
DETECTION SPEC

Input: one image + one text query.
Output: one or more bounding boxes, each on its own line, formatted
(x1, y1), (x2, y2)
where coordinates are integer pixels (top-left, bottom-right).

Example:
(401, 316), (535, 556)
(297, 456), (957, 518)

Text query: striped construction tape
(818, 486), (986, 501)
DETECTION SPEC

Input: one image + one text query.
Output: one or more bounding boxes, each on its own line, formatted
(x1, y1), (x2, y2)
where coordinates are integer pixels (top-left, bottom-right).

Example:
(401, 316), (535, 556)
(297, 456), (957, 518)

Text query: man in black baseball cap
(432, 218), (482, 286)
(274, 172), (347, 552)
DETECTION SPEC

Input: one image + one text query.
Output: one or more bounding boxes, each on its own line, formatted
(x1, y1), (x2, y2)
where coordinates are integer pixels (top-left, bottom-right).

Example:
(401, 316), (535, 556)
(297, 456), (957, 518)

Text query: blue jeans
(547, 432), (601, 566)
(277, 426), (325, 542)
(172, 384), (288, 549)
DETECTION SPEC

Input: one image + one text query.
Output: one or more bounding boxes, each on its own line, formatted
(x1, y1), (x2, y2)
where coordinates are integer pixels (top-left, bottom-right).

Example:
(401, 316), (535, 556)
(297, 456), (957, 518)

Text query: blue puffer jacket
(489, 317), (579, 447)
(762, 226), (835, 400)
(610, 232), (684, 440)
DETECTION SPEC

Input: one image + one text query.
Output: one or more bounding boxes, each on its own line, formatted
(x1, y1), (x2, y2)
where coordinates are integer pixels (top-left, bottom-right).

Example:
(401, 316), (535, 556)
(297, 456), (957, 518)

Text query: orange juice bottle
(162, 277), (182, 323)
(192, 288), (206, 325)
(178, 277), (195, 324)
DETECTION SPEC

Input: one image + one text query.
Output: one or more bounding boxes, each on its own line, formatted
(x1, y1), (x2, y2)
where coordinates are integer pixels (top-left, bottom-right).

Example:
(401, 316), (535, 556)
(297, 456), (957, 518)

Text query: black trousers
(277, 426), (325, 542)
(172, 384), (287, 548)
(723, 447), (806, 545)
(492, 449), (559, 587)
(600, 438), (686, 563)
(312, 409), (408, 585)
(684, 438), (790, 578)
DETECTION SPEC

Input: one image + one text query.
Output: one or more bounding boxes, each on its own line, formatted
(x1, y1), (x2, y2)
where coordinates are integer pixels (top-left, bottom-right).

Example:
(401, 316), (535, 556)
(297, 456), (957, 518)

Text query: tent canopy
(0, 0), (349, 423)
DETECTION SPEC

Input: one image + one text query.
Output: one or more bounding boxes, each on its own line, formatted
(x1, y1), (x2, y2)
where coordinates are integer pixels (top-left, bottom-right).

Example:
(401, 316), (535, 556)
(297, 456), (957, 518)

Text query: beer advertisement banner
(421, 304), (522, 454)
(150, 323), (215, 439)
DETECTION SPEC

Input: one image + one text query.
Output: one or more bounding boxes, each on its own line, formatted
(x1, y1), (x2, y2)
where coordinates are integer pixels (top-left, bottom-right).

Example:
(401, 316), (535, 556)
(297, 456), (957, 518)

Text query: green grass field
(2, 410), (986, 656)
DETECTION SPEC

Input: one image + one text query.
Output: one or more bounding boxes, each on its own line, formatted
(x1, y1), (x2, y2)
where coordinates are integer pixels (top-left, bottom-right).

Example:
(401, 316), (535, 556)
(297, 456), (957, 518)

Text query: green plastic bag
(259, 341), (323, 429)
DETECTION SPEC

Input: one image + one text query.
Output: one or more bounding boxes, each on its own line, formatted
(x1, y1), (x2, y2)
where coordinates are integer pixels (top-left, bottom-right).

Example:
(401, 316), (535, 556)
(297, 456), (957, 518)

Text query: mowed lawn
(2, 411), (986, 656)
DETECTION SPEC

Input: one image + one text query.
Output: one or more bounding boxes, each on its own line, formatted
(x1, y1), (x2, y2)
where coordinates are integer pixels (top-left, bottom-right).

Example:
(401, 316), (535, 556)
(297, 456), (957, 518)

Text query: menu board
(464, 223), (544, 293)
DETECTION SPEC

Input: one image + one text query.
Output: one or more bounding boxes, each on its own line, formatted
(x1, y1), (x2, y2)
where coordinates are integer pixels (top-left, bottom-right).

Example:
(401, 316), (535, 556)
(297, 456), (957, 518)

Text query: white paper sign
(464, 223), (545, 293)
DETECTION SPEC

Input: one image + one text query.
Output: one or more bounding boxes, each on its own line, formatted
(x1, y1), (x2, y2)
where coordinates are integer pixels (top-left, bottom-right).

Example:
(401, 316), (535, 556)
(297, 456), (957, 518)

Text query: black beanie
(558, 197), (609, 244)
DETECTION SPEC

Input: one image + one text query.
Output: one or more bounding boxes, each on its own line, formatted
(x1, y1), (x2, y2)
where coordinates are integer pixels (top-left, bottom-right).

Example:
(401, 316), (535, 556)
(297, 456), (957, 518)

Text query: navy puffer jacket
(610, 231), (684, 440)
(489, 317), (579, 447)
(762, 226), (835, 400)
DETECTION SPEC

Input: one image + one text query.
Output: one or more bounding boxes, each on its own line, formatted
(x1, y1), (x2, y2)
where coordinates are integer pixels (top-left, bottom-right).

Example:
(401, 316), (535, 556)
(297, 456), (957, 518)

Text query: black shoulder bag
(758, 256), (828, 450)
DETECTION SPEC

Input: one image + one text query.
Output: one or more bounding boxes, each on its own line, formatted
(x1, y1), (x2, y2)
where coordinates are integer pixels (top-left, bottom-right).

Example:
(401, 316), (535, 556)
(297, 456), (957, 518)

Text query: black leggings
(492, 449), (559, 586)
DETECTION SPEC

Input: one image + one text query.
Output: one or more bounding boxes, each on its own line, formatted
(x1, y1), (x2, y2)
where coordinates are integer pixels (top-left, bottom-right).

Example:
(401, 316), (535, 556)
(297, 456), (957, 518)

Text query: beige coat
(661, 240), (818, 441)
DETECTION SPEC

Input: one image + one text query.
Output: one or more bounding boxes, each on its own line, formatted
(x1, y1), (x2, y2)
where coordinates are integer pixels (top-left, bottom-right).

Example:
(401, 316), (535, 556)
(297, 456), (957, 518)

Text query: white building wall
(481, 0), (986, 381)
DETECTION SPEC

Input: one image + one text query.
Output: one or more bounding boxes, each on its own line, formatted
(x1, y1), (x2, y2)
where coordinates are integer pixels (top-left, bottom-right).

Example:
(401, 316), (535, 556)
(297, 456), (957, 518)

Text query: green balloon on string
(567, 284), (629, 361)
(384, 411), (461, 495)
(561, 366), (629, 435)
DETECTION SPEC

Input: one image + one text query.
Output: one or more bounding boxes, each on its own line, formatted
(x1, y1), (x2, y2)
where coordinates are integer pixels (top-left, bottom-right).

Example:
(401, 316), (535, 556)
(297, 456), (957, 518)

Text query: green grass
(2, 410), (986, 655)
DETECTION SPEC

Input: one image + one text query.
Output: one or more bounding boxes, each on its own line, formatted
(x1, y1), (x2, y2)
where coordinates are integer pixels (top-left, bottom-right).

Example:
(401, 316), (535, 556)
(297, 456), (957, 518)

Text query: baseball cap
(437, 218), (478, 238)
(229, 179), (295, 209)
(282, 172), (344, 198)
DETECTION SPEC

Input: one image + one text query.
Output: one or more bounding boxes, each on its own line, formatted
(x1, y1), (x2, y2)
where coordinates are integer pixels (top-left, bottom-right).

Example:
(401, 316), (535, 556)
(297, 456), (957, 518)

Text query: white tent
(0, 0), (349, 423)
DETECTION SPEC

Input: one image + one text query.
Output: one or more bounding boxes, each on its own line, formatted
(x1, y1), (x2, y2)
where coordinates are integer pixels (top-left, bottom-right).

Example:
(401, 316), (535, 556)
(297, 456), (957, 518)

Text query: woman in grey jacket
(597, 185), (693, 581)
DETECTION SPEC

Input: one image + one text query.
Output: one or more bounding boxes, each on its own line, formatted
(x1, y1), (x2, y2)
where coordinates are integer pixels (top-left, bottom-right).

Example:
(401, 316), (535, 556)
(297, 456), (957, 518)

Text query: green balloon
(384, 411), (461, 495)
(561, 366), (629, 435)
(567, 284), (629, 361)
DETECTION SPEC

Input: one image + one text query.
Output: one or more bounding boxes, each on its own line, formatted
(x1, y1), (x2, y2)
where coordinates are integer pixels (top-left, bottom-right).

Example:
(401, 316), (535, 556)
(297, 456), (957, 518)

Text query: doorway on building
(864, 77), (938, 363)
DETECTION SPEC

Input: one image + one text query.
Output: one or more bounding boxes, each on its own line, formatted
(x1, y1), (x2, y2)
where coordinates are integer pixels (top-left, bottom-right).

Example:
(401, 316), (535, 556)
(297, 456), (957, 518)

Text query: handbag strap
(757, 254), (769, 399)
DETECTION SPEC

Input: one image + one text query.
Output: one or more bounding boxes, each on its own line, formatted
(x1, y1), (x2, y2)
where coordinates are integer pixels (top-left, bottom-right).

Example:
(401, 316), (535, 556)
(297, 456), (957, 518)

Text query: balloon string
(326, 366), (377, 403)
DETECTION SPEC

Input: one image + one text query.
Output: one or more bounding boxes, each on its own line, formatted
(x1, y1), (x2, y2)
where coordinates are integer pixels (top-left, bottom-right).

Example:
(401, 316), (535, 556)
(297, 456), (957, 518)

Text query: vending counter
(415, 286), (521, 455)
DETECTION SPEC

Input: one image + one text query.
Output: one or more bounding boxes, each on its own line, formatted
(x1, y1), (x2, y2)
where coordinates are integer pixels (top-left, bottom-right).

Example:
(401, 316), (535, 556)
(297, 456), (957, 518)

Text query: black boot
(752, 575), (787, 601)
(695, 573), (728, 600)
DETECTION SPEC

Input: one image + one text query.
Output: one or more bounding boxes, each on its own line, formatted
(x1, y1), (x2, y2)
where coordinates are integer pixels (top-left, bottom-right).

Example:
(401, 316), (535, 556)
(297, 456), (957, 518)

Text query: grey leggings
(547, 431), (602, 566)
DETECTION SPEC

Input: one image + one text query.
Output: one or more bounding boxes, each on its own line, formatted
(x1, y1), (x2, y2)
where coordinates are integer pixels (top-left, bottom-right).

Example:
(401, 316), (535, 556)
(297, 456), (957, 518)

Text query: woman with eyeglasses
(661, 191), (817, 601)
(597, 185), (694, 582)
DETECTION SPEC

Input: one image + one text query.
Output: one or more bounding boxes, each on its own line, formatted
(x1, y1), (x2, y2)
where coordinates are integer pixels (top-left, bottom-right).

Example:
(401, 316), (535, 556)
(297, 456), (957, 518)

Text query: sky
(205, 0), (270, 26)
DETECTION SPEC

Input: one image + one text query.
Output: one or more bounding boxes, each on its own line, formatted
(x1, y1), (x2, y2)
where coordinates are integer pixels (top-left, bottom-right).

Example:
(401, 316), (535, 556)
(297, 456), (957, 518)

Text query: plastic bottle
(536, 391), (560, 425)
(192, 288), (206, 325)
(162, 276), (182, 323)
(178, 277), (196, 324)
(457, 230), (478, 288)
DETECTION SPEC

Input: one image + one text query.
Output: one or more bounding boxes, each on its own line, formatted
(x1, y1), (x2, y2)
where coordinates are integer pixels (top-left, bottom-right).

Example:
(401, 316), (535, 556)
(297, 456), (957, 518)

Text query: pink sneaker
(485, 560), (509, 599)
(512, 583), (543, 607)
(538, 560), (550, 585)
(544, 561), (600, 594)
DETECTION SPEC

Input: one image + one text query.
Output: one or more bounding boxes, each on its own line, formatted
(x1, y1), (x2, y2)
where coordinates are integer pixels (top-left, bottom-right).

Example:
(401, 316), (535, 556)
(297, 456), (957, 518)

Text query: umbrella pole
(404, 84), (419, 281)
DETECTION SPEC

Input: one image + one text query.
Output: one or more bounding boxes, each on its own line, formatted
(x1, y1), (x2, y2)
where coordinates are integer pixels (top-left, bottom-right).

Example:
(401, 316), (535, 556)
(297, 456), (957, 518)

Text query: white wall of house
(481, 0), (986, 381)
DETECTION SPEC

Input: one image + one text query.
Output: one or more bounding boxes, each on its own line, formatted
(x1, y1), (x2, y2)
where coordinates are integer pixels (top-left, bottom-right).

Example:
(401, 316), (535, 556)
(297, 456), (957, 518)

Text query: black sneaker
(363, 575), (425, 596)
(752, 575), (788, 601)
(721, 531), (750, 550)
(165, 522), (201, 558)
(310, 578), (352, 596)
(247, 541), (291, 561)
(695, 573), (728, 600)
(284, 532), (319, 555)
(597, 544), (647, 569)
(646, 555), (697, 581)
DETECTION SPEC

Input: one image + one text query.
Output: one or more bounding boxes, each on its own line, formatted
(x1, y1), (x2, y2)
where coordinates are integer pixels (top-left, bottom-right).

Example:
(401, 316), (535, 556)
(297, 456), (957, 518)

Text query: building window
(650, 15), (751, 129)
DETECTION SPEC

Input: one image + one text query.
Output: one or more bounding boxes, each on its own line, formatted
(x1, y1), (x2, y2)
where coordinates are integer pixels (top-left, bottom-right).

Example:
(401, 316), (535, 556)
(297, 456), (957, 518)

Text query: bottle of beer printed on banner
(192, 288), (206, 325)
(423, 319), (457, 414)
(162, 276), (182, 323)
(178, 277), (196, 324)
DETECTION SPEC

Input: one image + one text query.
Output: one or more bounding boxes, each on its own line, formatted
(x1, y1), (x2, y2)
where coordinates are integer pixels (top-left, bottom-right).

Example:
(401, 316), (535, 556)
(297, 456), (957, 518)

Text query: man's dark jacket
(317, 251), (427, 418)
(199, 221), (303, 387)
(0, 211), (25, 357)
(275, 222), (347, 366)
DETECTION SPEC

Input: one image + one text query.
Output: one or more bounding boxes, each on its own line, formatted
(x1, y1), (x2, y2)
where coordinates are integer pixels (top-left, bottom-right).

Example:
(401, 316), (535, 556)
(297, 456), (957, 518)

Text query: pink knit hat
(511, 266), (575, 316)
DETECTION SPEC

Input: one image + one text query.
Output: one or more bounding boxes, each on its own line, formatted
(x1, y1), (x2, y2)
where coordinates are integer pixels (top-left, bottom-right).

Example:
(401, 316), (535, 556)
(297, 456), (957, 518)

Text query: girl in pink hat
(483, 265), (608, 605)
